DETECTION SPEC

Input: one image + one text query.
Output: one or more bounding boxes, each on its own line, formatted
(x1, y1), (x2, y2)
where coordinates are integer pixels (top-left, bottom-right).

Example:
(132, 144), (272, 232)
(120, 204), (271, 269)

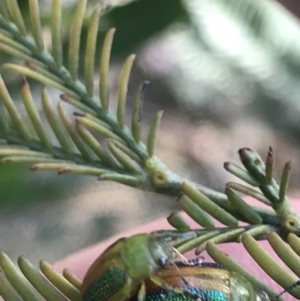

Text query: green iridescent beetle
(81, 233), (290, 301)
(81, 233), (197, 301)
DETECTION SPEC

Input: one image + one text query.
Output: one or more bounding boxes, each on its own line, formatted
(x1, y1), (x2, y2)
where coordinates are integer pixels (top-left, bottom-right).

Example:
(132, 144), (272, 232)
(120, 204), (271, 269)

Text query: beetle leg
(149, 274), (171, 288)
(137, 281), (146, 301)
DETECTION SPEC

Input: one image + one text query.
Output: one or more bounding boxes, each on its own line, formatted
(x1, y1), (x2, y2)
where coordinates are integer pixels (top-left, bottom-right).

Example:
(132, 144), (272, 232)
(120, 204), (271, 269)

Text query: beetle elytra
(81, 233), (200, 301)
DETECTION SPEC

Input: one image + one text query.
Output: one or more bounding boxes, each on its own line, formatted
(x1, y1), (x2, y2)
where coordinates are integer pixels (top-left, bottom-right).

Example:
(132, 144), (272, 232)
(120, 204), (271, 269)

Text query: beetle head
(148, 236), (176, 268)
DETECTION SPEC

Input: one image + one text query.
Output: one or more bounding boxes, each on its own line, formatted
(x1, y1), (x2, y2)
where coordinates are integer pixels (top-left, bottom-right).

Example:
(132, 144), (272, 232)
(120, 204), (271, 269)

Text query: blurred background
(1, 0), (300, 263)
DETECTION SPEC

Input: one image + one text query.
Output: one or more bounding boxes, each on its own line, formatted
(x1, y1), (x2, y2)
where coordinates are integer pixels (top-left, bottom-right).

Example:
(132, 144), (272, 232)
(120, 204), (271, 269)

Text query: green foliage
(1, 0), (300, 300)
(0, 163), (73, 207)
(3, 233), (300, 300)
(101, 0), (189, 57)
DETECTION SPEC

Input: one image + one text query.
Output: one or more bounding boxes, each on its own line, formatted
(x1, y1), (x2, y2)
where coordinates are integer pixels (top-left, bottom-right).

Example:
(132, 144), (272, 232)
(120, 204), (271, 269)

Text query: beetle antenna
(158, 255), (201, 300)
(170, 262), (190, 286)
(172, 247), (189, 264)
(170, 265), (204, 301)
(170, 247), (191, 285)
(276, 280), (300, 298)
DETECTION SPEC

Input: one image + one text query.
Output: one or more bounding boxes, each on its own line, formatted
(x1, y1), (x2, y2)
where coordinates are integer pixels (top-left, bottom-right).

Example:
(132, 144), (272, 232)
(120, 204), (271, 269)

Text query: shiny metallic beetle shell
(81, 234), (177, 301)
(139, 259), (271, 301)
(81, 233), (272, 301)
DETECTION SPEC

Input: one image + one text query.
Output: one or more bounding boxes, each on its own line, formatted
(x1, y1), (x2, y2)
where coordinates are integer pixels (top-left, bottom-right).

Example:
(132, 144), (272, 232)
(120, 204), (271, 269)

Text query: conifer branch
(0, 0), (299, 237)
(0, 0), (225, 201)
(0, 0), (298, 244)
(2, 231), (300, 300)
(0, 0), (300, 299)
